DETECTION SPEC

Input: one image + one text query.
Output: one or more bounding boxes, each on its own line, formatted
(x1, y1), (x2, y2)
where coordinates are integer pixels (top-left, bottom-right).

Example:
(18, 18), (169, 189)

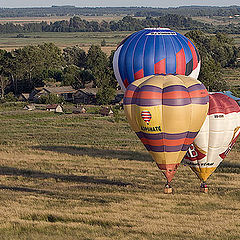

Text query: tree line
(0, 15), (239, 34)
(186, 31), (239, 93)
(0, 31), (239, 104)
(0, 6), (239, 18)
(0, 43), (117, 104)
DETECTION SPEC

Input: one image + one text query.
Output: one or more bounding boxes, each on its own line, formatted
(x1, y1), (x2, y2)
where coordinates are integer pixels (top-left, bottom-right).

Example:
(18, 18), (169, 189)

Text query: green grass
(0, 31), (132, 53)
(0, 104), (239, 239)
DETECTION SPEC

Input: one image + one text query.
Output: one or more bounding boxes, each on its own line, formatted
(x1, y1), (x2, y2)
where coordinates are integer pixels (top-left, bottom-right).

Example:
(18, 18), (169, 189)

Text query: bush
(96, 87), (116, 105)
(112, 106), (120, 123)
(38, 93), (64, 104)
(4, 92), (18, 102)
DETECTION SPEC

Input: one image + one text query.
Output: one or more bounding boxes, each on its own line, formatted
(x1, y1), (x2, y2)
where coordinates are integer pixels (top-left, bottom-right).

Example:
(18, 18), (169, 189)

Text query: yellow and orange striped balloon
(124, 75), (209, 183)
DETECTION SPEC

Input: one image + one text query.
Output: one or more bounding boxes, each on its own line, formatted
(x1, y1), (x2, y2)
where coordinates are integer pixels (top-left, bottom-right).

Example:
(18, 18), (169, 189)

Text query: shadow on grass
(32, 145), (152, 162)
(0, 166), (132, 187)
(216, 162), (240, 174)
(0, 185), (54, 195)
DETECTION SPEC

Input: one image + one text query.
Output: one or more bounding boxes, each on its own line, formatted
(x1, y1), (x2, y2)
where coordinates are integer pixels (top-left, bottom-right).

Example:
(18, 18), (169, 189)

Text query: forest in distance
(0, 5), (239, 18)
(0, 15), (239, 34)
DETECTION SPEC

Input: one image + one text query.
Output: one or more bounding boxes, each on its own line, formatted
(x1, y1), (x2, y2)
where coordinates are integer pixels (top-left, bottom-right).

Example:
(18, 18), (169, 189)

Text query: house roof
(24, 104), (35, 109)
(46, 104), (62, 109)
(77, 88), (98, 96)
(22, 93), (30, 99)
(43, 86), (77, 94)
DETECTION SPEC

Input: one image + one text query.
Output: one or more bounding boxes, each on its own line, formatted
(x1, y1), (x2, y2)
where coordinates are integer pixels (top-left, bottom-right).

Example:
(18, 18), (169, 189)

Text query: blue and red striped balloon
(113, 28), (201, 91)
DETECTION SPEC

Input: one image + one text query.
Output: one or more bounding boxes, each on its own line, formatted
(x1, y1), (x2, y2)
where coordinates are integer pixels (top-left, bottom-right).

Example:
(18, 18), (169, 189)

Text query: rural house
(19, 93), (30, 102)
(73, 88), (98, 104)
(100, 107), (113, 116)
(112, 90), (124, 105)
(46, 104), (63, 113)
(30, 86), (77, 102)
(72, 106), (87, 114)
(23, 104), (35, 111)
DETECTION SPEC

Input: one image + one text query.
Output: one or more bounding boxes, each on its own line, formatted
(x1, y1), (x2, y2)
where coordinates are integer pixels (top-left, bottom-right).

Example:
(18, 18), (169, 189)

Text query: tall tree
(0, 50), (12, 98)
(185, 30), (232, 91)
(63, 46), (86, 68)
(86, 45), (109, 87)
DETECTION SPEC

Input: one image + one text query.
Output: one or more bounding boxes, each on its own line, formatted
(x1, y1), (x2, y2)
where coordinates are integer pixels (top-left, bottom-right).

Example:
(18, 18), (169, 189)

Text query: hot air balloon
(183, 93), (240, 192)
(124, 75), (209, 193)
(113, 28), (201, 91)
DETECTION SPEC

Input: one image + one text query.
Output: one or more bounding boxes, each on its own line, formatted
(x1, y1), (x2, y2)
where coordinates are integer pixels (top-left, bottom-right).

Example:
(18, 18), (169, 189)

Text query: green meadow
(0, 31), (132, 54)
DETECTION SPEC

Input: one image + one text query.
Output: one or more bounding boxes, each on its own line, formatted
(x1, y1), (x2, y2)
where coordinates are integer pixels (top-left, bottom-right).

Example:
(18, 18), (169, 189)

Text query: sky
(0, 0), (240, 8)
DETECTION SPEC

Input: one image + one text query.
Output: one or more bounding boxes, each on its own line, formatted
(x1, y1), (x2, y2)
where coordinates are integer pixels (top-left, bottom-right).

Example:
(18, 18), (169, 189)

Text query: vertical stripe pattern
(113, 28), (201, 91)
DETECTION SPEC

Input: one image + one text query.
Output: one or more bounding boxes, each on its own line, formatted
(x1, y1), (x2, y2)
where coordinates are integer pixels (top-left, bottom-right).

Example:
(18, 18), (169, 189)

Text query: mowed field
(0, 103), (239, 240)
(0, 15), (125, 25)
(0, 15), (240, 53)
(0, 31), (132, 55)
(0, 15), (129, 54)
(0, 30), (239, 55)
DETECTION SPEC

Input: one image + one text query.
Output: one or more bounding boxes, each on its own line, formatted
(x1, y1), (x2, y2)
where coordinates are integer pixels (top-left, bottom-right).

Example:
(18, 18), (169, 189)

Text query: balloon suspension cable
(200, 182), (208, 193)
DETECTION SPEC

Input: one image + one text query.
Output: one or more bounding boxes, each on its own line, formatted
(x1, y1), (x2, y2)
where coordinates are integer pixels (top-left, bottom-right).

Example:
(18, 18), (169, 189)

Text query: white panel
(189, 61), (201, 79)
(113, 45), (126, 91)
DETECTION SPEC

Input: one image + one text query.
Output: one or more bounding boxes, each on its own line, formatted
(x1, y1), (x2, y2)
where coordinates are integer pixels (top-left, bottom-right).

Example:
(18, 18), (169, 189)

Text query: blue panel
(171, 35), (182, 53)
(164, 36), (176, 74)
(118, 30), (144, 84)
(154, 35), (166, 64)
(143, 35), (155, 77)
(133, 31), (148, 76)
(176, 33), (193, 64)
(189, 39), (200, 62)
(125, 31), (145, 83)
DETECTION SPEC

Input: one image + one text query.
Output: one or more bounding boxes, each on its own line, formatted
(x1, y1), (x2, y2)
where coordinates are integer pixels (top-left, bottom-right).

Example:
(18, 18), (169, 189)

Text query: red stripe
(176, 48), (186, 75)
(135, 91), (191, 100)
(134, 69), (144, 80)
(189, 89), (208, 98)
(154, 58), (166, 75)
(140, 138), (194, 147)
(188, 41), (198, 70)
(123, 79), (129, 88)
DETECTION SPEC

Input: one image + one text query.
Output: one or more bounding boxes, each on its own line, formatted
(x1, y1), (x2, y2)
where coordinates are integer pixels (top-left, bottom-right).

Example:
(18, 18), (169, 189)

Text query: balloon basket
(200, 183), (208, 193)
(164, 184), (173, 194)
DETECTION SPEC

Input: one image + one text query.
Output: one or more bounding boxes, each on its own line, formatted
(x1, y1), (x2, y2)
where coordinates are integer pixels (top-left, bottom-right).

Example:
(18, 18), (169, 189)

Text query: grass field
(0, 30), (239, 55)
(0, 31), (133, 54)
(0, 15), (125, 25)
(0, 102), (239, 239)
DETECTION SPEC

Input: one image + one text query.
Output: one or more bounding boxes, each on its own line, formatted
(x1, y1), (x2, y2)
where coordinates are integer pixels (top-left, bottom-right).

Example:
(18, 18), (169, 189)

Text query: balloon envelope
(124, 75), (209, 183)
(183, 93), (240, 182)
(113, 28), (201, 91)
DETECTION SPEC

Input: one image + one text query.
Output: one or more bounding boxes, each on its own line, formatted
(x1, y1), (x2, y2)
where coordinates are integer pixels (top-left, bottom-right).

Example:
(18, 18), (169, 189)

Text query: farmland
(0, 103), (239, 239)
(0, 15), (125, 25)
(0, 31), (132, 54)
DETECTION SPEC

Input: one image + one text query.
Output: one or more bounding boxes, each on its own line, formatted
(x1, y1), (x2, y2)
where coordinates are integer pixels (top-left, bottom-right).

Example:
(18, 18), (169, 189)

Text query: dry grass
(0, 15), (124, 25)
(0, 103), (239, 239)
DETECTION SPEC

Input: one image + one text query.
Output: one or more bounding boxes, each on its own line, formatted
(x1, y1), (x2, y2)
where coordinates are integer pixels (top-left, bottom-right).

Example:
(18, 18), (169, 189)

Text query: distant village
(20, 85), (124, 115)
